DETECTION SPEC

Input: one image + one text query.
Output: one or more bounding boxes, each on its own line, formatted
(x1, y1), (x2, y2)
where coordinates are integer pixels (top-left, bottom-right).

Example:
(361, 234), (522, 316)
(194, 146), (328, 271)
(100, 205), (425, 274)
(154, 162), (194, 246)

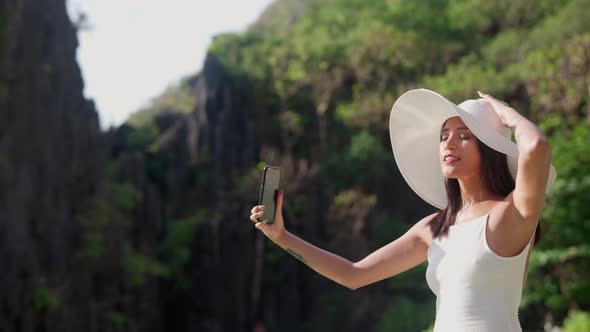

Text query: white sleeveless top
(426, 204), (534, 332)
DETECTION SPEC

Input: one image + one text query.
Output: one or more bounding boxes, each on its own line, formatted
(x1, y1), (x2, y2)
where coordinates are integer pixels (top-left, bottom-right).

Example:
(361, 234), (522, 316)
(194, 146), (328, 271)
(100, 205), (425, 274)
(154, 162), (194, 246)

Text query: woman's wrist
(271, 228), (289, 245)
(507, 114), (525, 131)
(495, 105), (523, 129)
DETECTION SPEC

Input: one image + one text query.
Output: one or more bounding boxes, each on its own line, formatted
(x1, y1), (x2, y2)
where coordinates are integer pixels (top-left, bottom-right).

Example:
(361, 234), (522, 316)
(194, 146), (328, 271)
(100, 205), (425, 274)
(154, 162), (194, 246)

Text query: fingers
(478, 91), (497, 101)
(478, 91), (510, 107)
(478, 91), (498, 103)
(249, 206), (265, 222)
(276, 190), (283, 211)
(250, 212), (263, 222)
(478, 91), (494, 99)
(250, 191), (284, 223)
(250, 205), (264, 214)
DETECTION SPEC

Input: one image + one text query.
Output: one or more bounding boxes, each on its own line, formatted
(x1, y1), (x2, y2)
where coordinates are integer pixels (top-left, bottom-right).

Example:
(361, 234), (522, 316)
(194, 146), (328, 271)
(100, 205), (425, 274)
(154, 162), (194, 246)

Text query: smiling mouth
(443, 156), (461, 164)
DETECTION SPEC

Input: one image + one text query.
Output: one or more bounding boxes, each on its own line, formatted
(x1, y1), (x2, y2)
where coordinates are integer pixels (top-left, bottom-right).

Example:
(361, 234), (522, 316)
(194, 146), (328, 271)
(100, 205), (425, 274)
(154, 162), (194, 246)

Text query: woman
(249, 89), (556, 331)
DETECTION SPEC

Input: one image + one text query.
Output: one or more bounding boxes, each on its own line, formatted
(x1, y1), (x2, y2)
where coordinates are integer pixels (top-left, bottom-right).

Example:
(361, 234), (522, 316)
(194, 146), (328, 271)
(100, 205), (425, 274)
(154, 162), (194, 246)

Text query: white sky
(66, 0), (274, 129)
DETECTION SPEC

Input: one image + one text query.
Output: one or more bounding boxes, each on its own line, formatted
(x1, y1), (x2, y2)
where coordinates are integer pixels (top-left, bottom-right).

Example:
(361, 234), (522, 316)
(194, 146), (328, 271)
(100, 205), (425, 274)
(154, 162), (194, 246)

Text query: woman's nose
(443, 136), (456, 150)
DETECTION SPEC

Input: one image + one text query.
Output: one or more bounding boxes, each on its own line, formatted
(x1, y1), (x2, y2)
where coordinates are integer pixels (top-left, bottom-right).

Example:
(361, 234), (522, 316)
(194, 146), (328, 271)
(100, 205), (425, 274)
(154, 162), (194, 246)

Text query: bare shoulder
(409, 211), (438, 246)
(487, 192), (540, 257)
(490, 191), (541, 226)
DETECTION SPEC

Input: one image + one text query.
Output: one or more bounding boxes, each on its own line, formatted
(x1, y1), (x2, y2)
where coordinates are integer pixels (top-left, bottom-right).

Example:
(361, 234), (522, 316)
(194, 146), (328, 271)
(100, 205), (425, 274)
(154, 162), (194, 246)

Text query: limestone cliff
(0, 0), (105, 330)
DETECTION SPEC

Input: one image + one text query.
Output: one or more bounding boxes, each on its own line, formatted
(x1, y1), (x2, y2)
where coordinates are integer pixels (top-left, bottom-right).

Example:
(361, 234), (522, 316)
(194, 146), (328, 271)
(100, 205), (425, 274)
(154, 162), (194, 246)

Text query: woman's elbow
(342, 263), (377, 290)
(346, 278), (363, 290)
(346, 281), (362, 290)
(344, 264), (370, 290)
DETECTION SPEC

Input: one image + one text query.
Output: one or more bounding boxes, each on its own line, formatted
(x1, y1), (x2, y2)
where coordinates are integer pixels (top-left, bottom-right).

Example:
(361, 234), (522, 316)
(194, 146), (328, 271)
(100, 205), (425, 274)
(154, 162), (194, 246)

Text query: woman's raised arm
(478, 91), (552, 220)
(250, 191), (435, 290)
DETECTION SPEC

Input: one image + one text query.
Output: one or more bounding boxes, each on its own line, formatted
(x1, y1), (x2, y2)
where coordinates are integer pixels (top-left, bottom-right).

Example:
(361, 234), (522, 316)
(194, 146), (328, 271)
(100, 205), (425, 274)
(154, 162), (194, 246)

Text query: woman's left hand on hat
(477, 91), (518, 128)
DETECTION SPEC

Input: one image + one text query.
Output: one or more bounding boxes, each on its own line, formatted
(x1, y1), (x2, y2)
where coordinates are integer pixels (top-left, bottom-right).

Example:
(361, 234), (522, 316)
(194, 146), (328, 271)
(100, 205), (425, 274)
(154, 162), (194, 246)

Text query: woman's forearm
(272, 230), (357, 289)
(481, 93), (553, 216)
(504, 108), (549, 152)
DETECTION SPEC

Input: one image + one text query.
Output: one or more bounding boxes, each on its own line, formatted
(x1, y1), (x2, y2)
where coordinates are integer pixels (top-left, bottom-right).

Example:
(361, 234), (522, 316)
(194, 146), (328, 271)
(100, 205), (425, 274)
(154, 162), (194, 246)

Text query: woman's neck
(457, 175), (501, 206)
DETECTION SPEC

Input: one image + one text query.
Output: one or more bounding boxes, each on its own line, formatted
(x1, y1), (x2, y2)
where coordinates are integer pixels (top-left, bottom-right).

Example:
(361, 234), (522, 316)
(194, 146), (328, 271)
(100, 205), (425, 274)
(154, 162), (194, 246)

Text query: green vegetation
(124, 245), (169, 288)
(76, 181), (139, 261)
(105, 0), (590, 329)
(105, 311), (127, 331)
(562, 310), (590, 332)
(33, 287), (60, 312)
(125, 123), (159, 150)
(524, 118), (590, 323)
(377, 295), (434, 332)
(203, 0), (590, 329)
(111, 181), (139, 212)
(127, 76), (197, 127)
(159, 211), (206, 288)
(76, 196), (114, 260)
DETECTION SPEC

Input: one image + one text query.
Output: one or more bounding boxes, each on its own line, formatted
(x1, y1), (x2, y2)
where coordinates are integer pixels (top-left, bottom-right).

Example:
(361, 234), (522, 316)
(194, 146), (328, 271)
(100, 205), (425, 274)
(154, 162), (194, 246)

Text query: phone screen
(258, 166), (281, 224)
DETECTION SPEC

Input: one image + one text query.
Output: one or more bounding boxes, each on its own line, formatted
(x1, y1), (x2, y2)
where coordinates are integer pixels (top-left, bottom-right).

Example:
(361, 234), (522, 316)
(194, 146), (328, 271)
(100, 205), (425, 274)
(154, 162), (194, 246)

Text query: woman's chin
(441, 168), (461, 178)
(443, 168), (477, 179)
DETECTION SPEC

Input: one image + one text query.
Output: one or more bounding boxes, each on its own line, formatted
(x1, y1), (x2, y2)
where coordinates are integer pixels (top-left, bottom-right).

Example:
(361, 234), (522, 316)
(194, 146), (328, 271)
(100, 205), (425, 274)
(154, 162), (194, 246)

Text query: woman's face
(439, 117), (481, 179)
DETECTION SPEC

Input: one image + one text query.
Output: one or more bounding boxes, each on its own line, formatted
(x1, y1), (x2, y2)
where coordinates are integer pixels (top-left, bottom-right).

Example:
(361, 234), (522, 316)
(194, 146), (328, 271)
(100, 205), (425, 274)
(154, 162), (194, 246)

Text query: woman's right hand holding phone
(250, 190), (286, 242)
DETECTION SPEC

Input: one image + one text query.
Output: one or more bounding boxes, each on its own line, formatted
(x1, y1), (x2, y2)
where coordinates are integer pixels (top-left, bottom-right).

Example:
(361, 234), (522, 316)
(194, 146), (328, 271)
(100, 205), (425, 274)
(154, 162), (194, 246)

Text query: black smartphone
(257, 166), (281, 224)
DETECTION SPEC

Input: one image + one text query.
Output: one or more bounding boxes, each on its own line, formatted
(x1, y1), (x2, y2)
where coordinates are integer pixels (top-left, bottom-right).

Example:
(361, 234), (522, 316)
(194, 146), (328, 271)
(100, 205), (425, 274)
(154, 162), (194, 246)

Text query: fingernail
(260, 206), (265, 210)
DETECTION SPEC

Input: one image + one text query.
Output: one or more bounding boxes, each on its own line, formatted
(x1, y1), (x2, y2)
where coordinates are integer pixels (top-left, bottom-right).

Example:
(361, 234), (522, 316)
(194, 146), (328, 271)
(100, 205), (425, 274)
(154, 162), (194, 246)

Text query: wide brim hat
(389, 88), (557, 210)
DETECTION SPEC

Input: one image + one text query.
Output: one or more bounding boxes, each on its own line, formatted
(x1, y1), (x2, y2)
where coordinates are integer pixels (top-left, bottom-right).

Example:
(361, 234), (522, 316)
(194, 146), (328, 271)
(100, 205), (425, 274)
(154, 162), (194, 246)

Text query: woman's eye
(461, 136), (470, 140)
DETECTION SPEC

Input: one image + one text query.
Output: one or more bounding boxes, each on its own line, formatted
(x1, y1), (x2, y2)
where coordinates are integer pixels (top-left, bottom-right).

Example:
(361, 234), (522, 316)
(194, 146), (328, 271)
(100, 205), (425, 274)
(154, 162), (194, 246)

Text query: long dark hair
(429, 137), (542, 245)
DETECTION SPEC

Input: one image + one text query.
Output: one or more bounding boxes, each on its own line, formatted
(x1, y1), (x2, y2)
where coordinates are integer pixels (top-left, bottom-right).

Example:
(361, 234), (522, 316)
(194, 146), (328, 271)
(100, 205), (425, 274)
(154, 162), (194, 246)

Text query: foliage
(110, 181), (139, 212)
(562, 310), (590, 332)
(320, 129), (391, 193)
(424, 60), (512, 103)
(76, 180), (138, 261)
(376, 295), (434, 332)
(76, 196), (114, 260)
(159, 210), (206, 288)
(525, 0), (590, 51)
(127, 76), (197, 127)
(33, 287), (60, 312)
(124, 245), (169, 288)
(125, 123), (159, 150)
(524, 117), (590, 320)
(105, 311), (127, 331)
(519, 33), (590, 119)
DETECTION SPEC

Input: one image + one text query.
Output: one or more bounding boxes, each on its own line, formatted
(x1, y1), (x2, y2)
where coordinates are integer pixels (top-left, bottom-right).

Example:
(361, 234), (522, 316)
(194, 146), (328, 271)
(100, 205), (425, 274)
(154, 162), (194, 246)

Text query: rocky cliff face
(0, 0), (267, 329)
(0, 0), (105, 330)
(113, 52), (264, 331)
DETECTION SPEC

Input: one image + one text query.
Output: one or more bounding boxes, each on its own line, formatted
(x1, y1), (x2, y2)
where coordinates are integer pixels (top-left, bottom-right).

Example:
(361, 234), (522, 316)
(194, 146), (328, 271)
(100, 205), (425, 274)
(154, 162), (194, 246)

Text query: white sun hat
(389, 88), (557, 210)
